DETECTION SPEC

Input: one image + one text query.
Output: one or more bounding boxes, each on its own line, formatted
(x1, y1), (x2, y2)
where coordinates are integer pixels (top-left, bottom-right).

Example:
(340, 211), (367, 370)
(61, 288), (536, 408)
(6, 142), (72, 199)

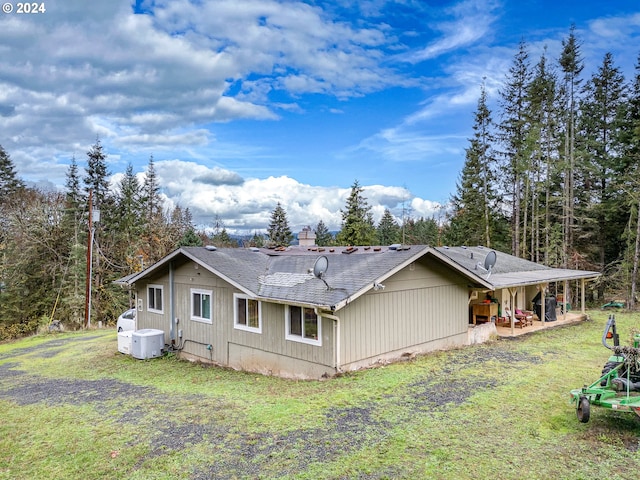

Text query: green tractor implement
(570, 315), (640, 422)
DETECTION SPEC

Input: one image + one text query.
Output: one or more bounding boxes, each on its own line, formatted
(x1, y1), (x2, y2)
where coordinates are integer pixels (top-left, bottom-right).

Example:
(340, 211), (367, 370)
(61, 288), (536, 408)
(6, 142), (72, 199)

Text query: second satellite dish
(484, 250), (497, 271)
(475, 250), (497, 279)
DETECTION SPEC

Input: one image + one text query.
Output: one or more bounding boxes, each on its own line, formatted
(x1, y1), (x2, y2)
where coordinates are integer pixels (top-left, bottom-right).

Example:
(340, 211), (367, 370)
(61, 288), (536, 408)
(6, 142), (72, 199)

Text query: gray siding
(136, 260), (334, 376)
(339, 259), (469, 368)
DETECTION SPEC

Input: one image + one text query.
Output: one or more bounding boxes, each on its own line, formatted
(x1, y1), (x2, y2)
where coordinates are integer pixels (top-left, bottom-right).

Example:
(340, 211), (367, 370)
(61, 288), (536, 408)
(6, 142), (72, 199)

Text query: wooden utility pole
(83, 189), (93, 328)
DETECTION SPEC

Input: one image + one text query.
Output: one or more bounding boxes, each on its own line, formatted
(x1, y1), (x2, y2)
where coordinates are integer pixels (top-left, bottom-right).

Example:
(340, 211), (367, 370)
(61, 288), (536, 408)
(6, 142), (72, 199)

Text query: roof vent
(250, 247), (260, 252)
(389, 244), (401, 250)
(205, 245), (217, 251)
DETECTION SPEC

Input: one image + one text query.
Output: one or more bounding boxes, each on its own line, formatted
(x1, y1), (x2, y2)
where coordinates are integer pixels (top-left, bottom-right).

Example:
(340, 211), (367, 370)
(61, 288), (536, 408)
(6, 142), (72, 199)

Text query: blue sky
(1, 0), (639, 234)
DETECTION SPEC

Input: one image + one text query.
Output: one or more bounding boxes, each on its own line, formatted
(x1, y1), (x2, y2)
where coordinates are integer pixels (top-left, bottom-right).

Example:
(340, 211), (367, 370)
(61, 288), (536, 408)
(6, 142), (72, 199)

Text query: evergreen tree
(211, 227), (235, 247)
(0, 145), (24, 202)
(64, 156), (83, 212)
(170, 206), (202, 247)
(314, 220), (333, 246)
(83, 138), (114, 324)
(558, 25), (584, 266)
(623, 54), (640, 308)
(113, 162), (144, 272)
(267, 202), (293, 247)
(0, 145), (24, 246)
(447, 83), (505, 248)
(249, 231), (266, 248)
(403, 217), (440, 246)
(83, 138), (111, 207)
(142, 155), (163, 223)
(526, 50), (562, 264)
(498, 40), (532, 256)
(179, 229), (203, 247)
(60, 156), (86, 325)
(116, 162), (142, 237)
(140, 156), (172, 263)
(336, 180), (376, 246)
(578, 52), (627, 279)
(377, 209), (401, 245)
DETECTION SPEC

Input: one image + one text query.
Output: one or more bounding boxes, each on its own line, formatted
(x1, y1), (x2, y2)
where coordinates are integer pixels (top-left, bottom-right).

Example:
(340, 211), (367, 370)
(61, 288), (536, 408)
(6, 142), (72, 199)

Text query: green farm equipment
(570, 315), (640, 422)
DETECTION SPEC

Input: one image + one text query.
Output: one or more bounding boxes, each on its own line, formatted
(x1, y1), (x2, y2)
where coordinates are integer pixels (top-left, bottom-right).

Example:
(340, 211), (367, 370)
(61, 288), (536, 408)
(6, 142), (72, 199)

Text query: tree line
(0, 141), (201, 338)
(0, 142), (439, 339)
(446, 28), (640, 308)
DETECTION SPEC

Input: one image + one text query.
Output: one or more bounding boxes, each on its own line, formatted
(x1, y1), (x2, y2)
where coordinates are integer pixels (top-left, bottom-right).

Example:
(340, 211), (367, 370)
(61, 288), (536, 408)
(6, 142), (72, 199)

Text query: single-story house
(116, 244), (599, 379)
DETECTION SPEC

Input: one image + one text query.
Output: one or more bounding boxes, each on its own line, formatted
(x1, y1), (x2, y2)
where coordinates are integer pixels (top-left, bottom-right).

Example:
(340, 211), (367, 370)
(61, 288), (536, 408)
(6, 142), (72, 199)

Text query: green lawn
(1, 311), (639, 479)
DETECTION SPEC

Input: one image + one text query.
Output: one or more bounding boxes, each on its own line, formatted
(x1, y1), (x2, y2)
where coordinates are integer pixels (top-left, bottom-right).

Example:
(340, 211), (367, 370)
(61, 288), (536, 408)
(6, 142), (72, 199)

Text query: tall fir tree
(267, 202), (293, 247)
(83, 138), (114, 323)
(336, 180), (376, 246)
(83, 138), (111, 207)
(498, 40), (532, 256)
(376, 209), (401, 245)
(314, 220), (333, 246)
(526, 50), (562, 264)
(142, 155), (163, 223)
(117, 162), (142, 237)
(61, 156), (86, 323)
(578, 52), (627, 280)
(447, 83), (505, 248)
(403, 217), (440, 246)
(623, 54), (640, 308)
(0, 145), (24, 202)
(0, 145), (24, 246)
(558, 25), (584, 267)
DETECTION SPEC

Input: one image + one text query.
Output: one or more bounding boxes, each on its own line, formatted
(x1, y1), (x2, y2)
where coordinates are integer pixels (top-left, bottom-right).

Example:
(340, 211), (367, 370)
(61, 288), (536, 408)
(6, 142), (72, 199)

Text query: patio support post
(563, 280), (568, 320)
(508, 287), (517, 336)
(541, 283), (548, 325)
(581, 278), (586, 314)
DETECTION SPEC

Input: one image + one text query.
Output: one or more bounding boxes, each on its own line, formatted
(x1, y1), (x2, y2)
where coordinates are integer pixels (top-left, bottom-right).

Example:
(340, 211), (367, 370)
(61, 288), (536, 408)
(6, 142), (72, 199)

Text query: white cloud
(146, 159), (436, 234)
(401, 0), (501, 63)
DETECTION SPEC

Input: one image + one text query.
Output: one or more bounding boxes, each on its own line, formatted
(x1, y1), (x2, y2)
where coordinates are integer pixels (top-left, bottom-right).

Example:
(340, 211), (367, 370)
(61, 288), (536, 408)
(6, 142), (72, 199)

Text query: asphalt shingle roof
(117, 244), (600, 310)
(182, 245), (429, 309)
(432, 246), (600, 289)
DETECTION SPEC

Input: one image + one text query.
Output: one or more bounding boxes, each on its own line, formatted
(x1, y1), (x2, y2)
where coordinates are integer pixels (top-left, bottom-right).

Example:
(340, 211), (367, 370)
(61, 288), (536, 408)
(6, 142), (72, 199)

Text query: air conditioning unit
(117, 331), (133, 355)
(131, 329), (165, 360)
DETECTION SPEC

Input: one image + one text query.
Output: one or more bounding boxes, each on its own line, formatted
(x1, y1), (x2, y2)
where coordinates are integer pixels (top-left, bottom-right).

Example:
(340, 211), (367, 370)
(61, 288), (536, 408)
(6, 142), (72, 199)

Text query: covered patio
(432, 246), (600, 338)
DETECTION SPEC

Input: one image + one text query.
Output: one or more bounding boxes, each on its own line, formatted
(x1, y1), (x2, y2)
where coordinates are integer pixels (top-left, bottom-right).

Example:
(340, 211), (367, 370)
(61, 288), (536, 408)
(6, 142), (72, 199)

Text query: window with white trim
(191, 288), (212, 324)
(286, 306), (321, 346)
(147, 284), (164, 314)
(234, 294), (262, 333)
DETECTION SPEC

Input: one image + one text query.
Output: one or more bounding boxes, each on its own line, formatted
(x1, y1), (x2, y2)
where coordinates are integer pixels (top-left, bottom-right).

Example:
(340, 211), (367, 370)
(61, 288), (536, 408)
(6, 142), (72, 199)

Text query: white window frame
(147, 284), (164, 314)
(285, 305), (322, 346)
(233, 294), (262, 334)
(191, 288), (213, 324)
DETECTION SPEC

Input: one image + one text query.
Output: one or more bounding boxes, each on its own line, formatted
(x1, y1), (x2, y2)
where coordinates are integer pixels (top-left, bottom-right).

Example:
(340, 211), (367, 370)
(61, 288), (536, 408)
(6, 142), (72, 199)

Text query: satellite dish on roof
(313, 256), (328, 279)
(312, 256), (331, 290)
(475, 250), (497, 279)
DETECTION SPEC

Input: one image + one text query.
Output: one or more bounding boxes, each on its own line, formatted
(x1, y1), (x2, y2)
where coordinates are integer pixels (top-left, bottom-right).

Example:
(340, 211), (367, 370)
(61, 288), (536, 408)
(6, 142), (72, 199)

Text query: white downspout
(316, 308), (341, 373)
(169, 261), (175, 343)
